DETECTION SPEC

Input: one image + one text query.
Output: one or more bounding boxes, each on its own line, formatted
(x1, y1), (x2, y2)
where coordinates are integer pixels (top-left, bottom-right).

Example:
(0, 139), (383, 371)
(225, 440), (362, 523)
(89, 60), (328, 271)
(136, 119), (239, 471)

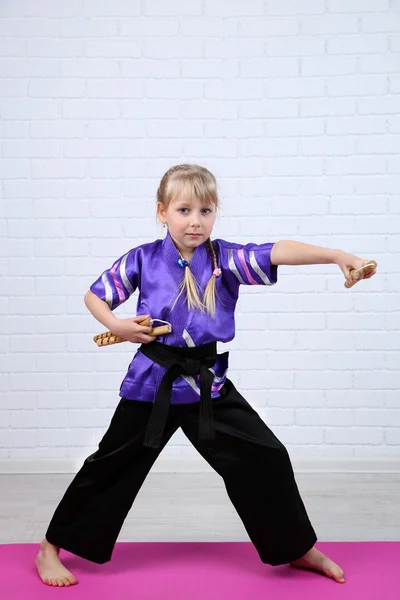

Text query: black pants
(45, 379), (317, 566)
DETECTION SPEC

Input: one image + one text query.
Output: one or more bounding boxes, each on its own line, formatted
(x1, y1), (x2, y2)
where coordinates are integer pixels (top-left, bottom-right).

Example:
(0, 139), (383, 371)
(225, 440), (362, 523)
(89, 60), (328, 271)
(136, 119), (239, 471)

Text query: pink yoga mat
(1, 541), (398, 599)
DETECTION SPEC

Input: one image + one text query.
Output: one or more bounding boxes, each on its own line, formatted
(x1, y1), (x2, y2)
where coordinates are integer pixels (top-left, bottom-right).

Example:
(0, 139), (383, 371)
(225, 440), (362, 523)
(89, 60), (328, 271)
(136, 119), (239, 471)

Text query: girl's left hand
(335, 251), (377, 286)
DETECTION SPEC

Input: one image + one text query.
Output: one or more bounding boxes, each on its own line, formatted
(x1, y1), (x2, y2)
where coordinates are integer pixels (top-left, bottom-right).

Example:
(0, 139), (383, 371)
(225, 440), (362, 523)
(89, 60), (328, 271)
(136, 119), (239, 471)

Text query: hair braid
(202, 238), (221, 318)
(170, 253), (206, 313)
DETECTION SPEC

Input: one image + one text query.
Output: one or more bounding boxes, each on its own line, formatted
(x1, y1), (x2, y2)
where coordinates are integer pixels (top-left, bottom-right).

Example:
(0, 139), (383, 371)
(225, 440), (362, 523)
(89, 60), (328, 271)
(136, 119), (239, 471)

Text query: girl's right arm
(84, 290), (155, 344)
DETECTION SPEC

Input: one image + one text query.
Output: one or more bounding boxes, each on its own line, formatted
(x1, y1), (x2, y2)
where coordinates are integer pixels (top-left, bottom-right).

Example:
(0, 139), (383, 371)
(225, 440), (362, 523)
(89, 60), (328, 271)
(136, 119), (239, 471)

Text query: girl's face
(157, 194), (217, 259)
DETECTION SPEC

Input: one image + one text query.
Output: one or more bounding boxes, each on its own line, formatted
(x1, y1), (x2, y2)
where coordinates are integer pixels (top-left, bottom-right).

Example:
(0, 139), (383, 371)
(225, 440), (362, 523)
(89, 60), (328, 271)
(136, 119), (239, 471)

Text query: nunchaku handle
(93, 317), (172, 347)
(344, 260), (377, 289)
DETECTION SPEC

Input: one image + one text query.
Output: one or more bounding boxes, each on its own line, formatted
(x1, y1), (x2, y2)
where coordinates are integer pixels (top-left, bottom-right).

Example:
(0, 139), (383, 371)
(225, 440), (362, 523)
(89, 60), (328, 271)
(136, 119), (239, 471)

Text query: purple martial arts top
(90, 231), (278, 404)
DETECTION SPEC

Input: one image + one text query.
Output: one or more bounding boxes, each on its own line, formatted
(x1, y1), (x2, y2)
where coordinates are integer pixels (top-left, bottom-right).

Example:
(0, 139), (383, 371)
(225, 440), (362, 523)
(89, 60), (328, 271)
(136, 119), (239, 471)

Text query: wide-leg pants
(45, 379), (317, 566)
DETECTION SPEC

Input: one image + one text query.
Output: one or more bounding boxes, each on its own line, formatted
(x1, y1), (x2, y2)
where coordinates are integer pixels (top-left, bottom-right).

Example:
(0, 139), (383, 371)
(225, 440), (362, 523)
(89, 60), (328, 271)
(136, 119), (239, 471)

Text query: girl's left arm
(270, 240), (377, 286)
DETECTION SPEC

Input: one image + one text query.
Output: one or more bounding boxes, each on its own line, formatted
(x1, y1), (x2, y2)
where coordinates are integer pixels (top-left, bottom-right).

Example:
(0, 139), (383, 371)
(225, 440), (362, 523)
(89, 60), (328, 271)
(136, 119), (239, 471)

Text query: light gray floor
(1, 472), (399, 545)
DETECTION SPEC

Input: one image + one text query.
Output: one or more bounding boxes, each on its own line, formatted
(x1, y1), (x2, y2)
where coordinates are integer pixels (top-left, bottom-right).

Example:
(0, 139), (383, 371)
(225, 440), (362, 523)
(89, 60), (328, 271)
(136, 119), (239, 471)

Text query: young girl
(36, 163), (376, 587)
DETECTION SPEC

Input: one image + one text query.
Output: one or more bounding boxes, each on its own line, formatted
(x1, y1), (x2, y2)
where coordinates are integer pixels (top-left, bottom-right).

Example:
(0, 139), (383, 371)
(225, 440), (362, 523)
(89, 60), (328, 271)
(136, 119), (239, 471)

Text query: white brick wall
(1, 0), (399, 467)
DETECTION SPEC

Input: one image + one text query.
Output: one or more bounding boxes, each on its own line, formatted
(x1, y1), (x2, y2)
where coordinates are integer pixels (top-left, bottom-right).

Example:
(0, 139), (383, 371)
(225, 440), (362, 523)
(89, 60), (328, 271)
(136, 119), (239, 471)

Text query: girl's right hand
(111, 315), (155, 344)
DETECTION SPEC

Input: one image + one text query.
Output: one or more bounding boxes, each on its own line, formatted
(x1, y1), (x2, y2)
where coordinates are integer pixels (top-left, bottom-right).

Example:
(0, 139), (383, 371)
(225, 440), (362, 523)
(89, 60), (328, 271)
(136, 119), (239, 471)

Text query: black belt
(139, 341), (218, 449)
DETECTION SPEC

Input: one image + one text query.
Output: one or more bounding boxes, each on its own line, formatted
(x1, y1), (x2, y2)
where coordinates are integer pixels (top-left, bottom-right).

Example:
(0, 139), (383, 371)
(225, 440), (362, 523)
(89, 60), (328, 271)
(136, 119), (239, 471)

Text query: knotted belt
(139, 341), (218, 449)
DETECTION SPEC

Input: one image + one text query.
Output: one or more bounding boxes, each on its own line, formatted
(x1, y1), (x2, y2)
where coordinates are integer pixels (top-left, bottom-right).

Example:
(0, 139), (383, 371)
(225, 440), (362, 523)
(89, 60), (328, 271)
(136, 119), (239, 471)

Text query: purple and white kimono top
(90, 231), (278, 404)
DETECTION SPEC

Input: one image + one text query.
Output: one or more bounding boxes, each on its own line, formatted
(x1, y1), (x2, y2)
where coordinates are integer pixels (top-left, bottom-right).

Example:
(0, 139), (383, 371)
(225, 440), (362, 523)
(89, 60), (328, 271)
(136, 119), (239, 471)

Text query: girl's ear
(157, 202), (166, 224)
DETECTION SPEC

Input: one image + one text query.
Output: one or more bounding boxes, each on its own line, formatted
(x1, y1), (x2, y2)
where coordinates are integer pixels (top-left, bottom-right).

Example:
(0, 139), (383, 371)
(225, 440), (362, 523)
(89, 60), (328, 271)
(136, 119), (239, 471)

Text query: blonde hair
(156, 164), (220, 317)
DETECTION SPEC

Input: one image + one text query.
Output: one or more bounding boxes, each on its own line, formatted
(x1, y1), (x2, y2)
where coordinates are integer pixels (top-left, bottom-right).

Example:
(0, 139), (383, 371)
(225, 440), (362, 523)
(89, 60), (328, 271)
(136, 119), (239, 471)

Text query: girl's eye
(178, 208), (188, 213)
(202, 209), (211, 214)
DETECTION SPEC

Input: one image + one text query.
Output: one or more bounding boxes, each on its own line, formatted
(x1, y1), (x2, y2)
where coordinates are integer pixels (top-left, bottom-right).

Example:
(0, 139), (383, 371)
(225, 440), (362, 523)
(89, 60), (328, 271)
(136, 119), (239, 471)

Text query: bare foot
(36, 538), (78, 587)
(289, 546), (346, 584)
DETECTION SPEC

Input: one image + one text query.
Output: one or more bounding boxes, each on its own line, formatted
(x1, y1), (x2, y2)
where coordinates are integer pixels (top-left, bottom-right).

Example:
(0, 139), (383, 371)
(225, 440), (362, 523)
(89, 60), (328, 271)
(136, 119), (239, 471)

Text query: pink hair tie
(213, 267), (221, 277)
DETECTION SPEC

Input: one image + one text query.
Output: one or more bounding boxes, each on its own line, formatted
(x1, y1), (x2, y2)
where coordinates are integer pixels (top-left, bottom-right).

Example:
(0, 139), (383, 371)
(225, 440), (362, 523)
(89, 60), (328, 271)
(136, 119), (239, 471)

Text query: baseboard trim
(0, 457), (400, 475)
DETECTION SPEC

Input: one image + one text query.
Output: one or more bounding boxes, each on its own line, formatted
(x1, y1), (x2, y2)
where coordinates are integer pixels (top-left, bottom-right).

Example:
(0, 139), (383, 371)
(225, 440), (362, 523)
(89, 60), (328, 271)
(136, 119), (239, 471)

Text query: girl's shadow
(62, 542), (293, 580)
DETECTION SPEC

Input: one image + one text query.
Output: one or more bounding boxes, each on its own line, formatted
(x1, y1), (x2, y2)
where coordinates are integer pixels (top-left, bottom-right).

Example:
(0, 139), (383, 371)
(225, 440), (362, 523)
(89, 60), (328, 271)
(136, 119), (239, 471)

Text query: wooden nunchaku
(93, 261), (377, 347)
(93, 317), (172, 347)
(344, 260), (377, 289)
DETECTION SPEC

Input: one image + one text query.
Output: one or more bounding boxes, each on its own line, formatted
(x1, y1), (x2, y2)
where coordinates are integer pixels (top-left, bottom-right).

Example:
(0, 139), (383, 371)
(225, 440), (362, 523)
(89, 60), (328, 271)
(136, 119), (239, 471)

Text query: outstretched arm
(270, 240), (377, 285)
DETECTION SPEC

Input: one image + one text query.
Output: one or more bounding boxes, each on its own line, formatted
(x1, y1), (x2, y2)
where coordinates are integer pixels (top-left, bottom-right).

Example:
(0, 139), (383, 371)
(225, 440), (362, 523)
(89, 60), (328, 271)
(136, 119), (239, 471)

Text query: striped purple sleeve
(217, 240), (278, 287)
(89, 248), (140, 310)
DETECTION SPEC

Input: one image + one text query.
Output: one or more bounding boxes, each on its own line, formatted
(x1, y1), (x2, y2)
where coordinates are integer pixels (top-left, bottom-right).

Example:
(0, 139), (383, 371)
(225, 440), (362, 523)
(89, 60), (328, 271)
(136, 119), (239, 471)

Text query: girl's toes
(332, 568), (345, 583)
